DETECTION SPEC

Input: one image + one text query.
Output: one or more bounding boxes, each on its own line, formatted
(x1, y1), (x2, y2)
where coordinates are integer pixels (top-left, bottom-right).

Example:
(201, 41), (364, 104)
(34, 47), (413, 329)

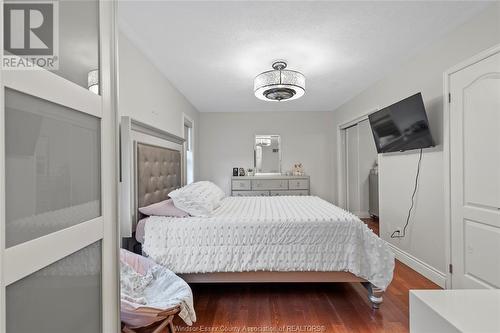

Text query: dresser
(231, 175), (310, 196)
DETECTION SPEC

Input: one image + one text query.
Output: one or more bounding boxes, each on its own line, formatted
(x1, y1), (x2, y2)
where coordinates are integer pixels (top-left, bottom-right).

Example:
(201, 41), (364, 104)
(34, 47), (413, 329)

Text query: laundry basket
(120, 250), (181, 333)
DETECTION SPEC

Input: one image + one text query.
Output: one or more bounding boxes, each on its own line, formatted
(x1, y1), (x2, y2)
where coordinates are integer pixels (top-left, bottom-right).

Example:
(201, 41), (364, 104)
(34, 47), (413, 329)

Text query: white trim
(338, 107), (380, 130)
(356, 126), (360, 214)
(182, 113), (195, 185)
(340, 113), (368, 130)
(443, 70), (452, 289)
(3, 217), (103, 285)
(0, 0), (5, 328)
(443, 43), (500, 290)
(354, 211), (371, 219)
(388, 244), (446, 288)
(183, 112), (194, 128)
(99, 1), (120, 331)
(336, 127), (347, 208)
(120, 117), (133, 238)
(3, 68), (102, 118)
(446, 44), (500, 76)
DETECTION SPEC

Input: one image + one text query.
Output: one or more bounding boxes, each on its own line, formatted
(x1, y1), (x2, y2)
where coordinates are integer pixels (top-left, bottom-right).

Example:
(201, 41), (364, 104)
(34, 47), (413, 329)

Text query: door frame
(336, 109), (378, 210)
(443, 43), (500, 289)
(182, 112), (195, 185)
(0, 0), (120, 331)
(101, 1), (120, 330)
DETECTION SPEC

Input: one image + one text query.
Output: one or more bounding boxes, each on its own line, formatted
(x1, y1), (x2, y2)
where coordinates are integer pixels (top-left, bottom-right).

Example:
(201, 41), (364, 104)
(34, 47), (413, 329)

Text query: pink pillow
(120, 248), (155, 275)
(138, 199), (189, 217)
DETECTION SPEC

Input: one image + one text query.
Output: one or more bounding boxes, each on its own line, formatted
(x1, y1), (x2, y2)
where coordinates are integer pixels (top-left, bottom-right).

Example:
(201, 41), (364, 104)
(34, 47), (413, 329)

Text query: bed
(132, 143), (395, 309)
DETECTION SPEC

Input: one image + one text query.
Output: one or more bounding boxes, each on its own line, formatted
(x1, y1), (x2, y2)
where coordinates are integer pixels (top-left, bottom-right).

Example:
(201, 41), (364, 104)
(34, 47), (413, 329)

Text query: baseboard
(388, 243), (447, 288)
(354, 211), (371, 219)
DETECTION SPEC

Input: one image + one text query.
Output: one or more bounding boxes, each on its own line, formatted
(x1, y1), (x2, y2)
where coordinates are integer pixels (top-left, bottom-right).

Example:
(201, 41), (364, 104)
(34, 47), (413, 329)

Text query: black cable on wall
(391, 148), (423, 239)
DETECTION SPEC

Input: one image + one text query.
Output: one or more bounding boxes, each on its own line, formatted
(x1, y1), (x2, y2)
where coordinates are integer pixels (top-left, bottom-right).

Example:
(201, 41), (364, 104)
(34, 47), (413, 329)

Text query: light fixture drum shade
(254, 63), (305, 102)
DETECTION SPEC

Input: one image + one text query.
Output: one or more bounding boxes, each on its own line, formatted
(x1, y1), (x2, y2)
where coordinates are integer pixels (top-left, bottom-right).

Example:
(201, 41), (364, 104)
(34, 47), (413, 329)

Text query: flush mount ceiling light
(254, 61), (305, 102)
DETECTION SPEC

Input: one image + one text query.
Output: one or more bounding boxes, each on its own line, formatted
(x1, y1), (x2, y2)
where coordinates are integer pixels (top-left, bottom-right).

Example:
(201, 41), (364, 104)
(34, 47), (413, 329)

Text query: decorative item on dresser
(231, 175), (310, 196)
(292, 162), (305, 176)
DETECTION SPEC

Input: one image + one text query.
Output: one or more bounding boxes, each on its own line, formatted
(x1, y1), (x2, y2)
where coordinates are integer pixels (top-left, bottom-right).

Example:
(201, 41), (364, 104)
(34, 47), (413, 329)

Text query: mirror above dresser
(232, 134), (309, 197)
(254, 135), (281, 175)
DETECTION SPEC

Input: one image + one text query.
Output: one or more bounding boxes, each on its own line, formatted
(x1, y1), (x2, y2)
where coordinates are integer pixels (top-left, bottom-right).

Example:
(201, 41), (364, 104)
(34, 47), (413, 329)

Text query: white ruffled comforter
(143, 196), (395, 290)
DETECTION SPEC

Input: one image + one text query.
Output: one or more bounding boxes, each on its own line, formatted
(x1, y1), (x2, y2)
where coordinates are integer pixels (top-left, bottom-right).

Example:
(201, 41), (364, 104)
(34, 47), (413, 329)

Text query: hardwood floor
(361, 217), (379, 236)
(173, 219), (440, 333)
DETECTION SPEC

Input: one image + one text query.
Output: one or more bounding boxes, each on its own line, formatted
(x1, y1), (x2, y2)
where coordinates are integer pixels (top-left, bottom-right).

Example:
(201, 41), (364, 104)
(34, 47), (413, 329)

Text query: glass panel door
(4, 0), (100, 91)
(5, 88), (101, 247)
(6, 241), (102, 333)
(0, 1), (117, 332)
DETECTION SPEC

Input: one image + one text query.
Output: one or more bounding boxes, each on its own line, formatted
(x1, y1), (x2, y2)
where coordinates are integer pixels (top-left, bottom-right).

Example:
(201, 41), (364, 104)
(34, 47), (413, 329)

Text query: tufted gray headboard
(135, 142), (182, 222)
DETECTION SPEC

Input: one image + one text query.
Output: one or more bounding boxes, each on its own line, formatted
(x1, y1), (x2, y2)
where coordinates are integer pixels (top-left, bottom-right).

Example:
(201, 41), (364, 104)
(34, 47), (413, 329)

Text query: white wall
(331, 3), (500, 286)
(199, 112), (335, 202)
(118, 32), (200, 179)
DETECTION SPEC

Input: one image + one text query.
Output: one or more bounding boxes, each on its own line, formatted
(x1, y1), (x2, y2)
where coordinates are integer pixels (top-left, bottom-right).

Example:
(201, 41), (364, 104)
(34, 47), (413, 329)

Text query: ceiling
(118, 1), (490, 113)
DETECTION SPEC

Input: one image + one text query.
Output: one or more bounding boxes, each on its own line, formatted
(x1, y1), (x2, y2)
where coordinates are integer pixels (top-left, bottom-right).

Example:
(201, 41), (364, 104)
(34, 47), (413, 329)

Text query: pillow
(168, 181), (225, 217)
(138, 199), (189, 217)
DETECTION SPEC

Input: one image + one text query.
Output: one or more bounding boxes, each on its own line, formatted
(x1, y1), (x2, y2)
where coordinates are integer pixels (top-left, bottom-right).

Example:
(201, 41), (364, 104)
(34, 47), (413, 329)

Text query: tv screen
(368, 93), (435, 153)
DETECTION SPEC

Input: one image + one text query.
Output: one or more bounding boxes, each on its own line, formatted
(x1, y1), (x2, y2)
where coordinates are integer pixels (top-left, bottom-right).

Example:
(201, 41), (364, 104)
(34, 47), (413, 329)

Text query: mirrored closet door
(0, 1), (118, 332)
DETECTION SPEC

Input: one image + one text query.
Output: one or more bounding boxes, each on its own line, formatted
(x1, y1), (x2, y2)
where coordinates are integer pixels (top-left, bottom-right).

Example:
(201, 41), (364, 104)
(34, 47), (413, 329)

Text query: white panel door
(449, 50), (500, 289)
(346, 125), (360, 214)
(0, 1), (118, 332)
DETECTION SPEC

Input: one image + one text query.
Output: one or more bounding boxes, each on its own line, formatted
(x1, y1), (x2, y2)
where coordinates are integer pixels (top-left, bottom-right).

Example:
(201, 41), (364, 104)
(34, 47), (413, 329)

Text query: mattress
(135, 218), (148, 244)
(142, 196), (395, 290)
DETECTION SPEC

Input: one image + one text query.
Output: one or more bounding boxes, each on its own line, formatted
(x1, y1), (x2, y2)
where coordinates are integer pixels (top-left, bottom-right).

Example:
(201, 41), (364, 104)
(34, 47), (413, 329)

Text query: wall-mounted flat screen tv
(368, 93), (435, 153)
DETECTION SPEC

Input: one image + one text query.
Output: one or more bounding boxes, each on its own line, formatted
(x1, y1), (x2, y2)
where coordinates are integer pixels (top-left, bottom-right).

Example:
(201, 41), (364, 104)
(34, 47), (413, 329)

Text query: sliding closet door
(346, 125), (359, 214)
(357, 119), (377, 216)
(0, 1), (118, 332)
(344, 119), (377, 217)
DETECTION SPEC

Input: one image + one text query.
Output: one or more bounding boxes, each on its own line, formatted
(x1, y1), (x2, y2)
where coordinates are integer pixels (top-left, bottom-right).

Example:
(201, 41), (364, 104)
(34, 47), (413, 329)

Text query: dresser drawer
(288, 179), (309, 190)
(252, 179), (288, 190)
(232, 190), (269, 197)
(270, 190), (309, 196)
(232, 179), (251, 190)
